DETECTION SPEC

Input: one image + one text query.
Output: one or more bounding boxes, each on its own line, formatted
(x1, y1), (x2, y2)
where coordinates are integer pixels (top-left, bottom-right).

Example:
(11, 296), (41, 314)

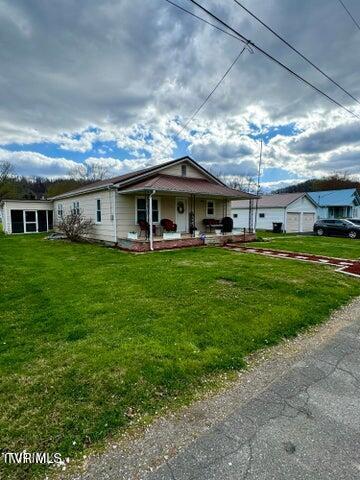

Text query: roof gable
(49, 156), (226, 200)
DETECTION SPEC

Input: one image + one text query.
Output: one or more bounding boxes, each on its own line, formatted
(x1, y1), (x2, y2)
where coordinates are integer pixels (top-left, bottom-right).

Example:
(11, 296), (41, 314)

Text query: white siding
(161, 161), (209, 179)
(54, 190), (116, 243)
(2, 200), (53, 234)
(116, 194), (229, 237)
(287, 196), (316, 213)
(232, 207), (285, 230)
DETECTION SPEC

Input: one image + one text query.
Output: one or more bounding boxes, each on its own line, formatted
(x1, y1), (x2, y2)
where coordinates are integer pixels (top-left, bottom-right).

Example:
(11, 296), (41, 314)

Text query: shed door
(286, 212), (300, 233)
(11, 210), (24, 233)
(302, 213), (315, 232)
(38, 210), (48, 232)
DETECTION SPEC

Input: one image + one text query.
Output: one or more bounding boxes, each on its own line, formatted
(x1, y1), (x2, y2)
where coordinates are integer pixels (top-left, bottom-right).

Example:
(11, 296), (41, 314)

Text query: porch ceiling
(118, 174), (257, 199)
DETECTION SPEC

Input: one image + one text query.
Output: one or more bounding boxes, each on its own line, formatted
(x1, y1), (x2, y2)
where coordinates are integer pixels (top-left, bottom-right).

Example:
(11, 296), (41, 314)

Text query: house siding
(161, 161), (207, 179)
(53, 190), (116, 243)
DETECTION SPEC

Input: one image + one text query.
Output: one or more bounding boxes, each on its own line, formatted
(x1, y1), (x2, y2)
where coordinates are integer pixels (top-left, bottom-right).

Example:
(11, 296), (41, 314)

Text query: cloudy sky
(0, 0), (360, 189)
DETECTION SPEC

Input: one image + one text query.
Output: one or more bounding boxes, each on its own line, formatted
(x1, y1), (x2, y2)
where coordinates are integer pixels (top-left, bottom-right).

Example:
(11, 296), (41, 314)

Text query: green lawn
(1, 234), (359, 479)
(249, 235), (360, 260)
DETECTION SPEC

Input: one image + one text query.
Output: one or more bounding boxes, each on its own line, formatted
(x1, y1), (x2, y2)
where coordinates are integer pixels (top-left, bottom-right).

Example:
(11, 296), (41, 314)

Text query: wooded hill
(274, 174), (360, 193)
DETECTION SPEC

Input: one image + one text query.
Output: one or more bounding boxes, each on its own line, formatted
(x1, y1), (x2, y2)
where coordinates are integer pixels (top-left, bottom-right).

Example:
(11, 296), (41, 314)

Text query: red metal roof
(119, 174), (256, 199)
(49, 156), (229, 200)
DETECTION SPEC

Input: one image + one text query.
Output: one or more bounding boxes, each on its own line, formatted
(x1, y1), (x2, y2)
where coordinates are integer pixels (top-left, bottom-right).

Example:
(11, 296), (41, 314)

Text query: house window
(72, 201), (80, 215)
(57, 204), (63, 219)
(136, 198), (159, 223)
(96, 199), (102, 223)
(25, 210), (37, 232)
(233, 213), (238, 218)
(259, 213), (265, 218)
(181, 164), (187, 177)
(206, 200), (214, 216)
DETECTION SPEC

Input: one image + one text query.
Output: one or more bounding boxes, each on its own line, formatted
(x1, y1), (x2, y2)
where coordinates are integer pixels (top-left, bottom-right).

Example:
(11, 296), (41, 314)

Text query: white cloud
(0, 0), (359, 180)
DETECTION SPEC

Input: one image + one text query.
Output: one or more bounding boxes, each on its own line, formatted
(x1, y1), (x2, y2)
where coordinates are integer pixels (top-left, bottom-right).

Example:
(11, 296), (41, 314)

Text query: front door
(176, 197), (188, 232)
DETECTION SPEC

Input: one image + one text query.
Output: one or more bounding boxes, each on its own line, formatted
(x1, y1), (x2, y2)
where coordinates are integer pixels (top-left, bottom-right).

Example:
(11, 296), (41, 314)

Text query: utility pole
(253, 139), (263, 231)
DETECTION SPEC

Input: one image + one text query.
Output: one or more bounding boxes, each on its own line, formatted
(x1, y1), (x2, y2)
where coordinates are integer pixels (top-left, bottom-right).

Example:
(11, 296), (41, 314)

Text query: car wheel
(349, 230), (357, 239)
(317, 228), (324, 236)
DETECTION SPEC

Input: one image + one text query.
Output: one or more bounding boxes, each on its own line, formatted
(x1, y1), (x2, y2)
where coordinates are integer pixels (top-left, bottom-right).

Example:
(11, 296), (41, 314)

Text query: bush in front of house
(58, 212), (94, 242)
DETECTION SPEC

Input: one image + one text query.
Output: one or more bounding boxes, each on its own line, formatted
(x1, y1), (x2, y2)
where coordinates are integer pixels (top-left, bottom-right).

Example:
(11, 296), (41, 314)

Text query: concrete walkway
(70, 299), (360, 480)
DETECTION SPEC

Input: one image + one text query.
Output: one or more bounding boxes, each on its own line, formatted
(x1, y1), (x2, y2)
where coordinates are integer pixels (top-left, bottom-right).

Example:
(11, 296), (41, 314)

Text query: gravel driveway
(70, 297), (360, 480)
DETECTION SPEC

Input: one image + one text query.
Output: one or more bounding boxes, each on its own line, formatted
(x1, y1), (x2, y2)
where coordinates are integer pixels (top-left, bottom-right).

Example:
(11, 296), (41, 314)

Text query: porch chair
(202, 218), (222, 232)
(160, 218), (177, 232)
(138, 220), (156, 238)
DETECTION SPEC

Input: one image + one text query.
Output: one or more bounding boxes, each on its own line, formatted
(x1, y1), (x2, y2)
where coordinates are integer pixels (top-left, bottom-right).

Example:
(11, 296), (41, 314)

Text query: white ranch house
(1, 157), (257, 251)
(231, 192), (318, 233)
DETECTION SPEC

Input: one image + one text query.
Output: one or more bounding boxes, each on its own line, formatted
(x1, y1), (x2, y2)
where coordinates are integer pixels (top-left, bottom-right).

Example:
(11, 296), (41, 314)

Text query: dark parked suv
(313, 219), (360, 239)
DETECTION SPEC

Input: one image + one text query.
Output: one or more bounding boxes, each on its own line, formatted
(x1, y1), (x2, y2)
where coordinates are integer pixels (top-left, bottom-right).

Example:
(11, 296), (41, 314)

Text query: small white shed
(0, 199), (53, 234)
(231, 193), (318, 233)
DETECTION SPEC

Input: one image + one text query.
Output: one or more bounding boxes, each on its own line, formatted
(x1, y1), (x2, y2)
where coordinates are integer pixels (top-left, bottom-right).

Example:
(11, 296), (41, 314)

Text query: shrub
(58, 212), (94, 242)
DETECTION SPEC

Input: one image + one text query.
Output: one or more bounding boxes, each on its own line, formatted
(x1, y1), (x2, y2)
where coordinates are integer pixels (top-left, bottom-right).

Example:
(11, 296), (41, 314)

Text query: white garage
(231, 192), (318, 233)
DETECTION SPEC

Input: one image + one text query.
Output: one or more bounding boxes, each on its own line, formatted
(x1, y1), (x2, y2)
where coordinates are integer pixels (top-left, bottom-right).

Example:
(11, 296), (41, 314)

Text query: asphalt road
(146, 315), (360, 479)
(71, 299), (360, 480)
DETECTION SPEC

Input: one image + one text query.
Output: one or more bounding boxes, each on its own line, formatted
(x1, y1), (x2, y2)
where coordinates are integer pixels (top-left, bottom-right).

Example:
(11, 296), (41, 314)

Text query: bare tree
(0, 161), (15, 201)
(68, 163), (111, 182)
(58, 212), (94, 242)
(224, 175), (257, 194)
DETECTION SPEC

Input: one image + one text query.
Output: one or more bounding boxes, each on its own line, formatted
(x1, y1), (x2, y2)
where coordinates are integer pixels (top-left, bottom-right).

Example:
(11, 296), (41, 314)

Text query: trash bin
(272, 222), (283, 233)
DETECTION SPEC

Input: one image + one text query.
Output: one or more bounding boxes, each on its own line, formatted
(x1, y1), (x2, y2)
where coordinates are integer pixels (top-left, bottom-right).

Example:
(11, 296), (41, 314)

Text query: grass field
(249, 235), (360, 259)
(1, 233), (359, 479)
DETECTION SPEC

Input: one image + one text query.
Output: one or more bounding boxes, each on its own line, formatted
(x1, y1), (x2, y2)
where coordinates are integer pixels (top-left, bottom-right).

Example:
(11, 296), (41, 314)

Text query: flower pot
(163, 232), (181, 240)
(127, 232), (138, 240)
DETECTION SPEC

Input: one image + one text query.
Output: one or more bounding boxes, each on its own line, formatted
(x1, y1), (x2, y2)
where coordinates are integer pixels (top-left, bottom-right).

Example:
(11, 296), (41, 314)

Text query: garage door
(286, 212), (300, 233)
(302, 213), (315, 232)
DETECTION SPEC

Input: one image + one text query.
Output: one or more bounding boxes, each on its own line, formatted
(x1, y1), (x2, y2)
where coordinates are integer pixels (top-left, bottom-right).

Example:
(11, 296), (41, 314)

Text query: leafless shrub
(58, 212), (94, 242)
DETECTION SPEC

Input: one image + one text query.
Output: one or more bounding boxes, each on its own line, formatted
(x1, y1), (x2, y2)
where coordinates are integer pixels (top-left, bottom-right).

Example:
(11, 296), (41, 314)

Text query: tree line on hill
(0, 161), (111, 202)
(274, 173), (360, 194)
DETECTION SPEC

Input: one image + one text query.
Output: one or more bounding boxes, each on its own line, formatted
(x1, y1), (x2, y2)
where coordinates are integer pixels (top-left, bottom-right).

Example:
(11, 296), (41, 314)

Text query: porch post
(149, 190), (156, 251)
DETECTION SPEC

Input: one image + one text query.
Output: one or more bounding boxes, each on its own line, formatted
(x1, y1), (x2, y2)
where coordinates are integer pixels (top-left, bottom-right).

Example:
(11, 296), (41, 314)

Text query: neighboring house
(232, 192), (318, 233)
(1, 157), (256, 250)
(307, 189), (360, 219)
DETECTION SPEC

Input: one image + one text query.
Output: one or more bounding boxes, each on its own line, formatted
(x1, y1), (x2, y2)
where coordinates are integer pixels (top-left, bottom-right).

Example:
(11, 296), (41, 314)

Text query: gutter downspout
(149, 190), (156, 251)
(109, 186), (117, 245)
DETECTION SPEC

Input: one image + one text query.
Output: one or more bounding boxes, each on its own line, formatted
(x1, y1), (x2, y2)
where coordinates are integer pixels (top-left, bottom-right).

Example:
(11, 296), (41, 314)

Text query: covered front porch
(115, 174), (257, 251)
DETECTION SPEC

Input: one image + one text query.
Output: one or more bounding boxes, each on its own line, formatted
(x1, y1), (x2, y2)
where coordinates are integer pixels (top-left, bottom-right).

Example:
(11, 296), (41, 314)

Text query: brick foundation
(117, 233), (256, 252)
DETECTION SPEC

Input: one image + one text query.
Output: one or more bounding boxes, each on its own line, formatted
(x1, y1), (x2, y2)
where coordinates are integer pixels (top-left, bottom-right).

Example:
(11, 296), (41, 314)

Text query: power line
(233, 0), (360, 106)
(338, 0), (360, 31)
(187, 0), (360, 120)
(158, 46), (247, 157)
(163, 0), (249, 44)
